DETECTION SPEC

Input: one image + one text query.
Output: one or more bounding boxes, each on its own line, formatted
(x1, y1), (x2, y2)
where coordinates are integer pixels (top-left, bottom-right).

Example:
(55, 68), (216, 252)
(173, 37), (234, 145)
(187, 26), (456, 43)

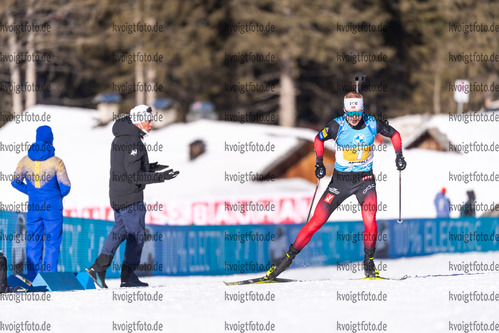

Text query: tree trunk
(26, 0), (37, 109)
(432, 61), (441, 114)
(144, 0), (156, 107)
(134, 1), (145, 105)
(145, 63), (156, 106)
(8, 13), (23, 116)
(279, 51), (296, 127)
(135, 55), (145, 105)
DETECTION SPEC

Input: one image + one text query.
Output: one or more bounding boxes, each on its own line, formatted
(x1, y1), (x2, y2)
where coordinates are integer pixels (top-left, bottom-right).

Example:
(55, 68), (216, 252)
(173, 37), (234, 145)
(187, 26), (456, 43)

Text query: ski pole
(306, 178), (321, 223)
(397, 169), (403, 223)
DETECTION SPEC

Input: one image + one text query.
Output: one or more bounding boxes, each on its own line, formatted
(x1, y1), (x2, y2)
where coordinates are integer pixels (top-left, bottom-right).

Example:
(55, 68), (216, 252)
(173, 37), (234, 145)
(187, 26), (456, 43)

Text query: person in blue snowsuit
(434, 187), (450, 218)
(11, 125), (71, 281)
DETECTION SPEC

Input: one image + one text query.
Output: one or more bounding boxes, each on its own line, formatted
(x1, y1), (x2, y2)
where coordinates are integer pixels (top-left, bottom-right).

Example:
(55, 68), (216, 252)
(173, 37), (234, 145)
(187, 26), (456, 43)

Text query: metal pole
(305, 179), (321, 223)
(397, 170), (403, 223)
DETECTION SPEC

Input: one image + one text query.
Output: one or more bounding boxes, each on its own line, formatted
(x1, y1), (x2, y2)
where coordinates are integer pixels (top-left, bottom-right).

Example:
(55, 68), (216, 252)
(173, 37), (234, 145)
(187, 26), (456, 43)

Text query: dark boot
(86, 253), (113, 288)
(121, 271), (149, 288)
(265, 245), (300, 280)
(120, 263), (148, 287)
(86, 267), (108, 289)
(363, 248), (379, 277)
(91, 253), (114, 272)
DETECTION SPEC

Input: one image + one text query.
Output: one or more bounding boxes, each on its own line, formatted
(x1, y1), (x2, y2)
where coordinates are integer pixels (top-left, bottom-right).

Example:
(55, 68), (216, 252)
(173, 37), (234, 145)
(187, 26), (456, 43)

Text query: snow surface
(1, 105), (498, 223)
(3, 251), (499, 333)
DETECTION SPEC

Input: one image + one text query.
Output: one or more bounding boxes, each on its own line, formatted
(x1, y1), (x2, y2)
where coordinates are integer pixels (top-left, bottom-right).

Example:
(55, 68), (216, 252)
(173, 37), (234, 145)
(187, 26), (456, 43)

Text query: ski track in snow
(2, 251), (499, 333)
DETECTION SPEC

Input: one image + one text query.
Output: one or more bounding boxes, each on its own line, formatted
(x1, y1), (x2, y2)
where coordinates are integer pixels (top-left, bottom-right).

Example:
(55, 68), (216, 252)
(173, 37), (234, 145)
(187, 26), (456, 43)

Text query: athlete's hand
(395, 152), (406, 171)
(159, 169), (179, 181)
(315, 159), (326, 179)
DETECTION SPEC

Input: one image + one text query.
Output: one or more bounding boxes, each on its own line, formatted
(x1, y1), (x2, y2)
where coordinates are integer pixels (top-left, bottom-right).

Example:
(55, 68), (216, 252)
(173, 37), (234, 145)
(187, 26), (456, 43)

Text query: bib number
(343, 147), (372, 162)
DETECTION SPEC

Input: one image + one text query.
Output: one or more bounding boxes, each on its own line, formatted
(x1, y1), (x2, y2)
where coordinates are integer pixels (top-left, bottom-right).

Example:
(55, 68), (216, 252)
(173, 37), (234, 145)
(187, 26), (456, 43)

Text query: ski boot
(265, 245), (300, 280)
(363, 248), (379, 277)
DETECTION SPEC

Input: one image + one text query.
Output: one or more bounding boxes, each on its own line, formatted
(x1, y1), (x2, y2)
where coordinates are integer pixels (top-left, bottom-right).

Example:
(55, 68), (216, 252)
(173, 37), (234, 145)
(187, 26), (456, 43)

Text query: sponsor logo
(325, 193), (335, 203)
(130, 149), (137, 156)
(319, 128), (328, 140)
(361, 175), (373, 181)
(362, 183), (375, 194)
(328, 187), (340, 194)
(353, 134), (366, 145)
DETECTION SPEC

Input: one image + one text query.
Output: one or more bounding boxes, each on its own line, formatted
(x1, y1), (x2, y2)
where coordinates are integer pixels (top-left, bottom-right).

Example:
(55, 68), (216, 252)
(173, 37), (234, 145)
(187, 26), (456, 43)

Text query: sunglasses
(345, 111), (363, 117)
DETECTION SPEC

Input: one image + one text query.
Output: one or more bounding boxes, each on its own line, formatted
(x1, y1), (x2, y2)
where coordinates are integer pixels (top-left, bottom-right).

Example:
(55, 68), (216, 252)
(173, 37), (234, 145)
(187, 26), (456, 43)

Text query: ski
(7, 286), (28, 293)
(352, 275), (408, 281)
(225, 274), (408, 285)
(224, 277), (297, 286)
(15, 275), (32, 287)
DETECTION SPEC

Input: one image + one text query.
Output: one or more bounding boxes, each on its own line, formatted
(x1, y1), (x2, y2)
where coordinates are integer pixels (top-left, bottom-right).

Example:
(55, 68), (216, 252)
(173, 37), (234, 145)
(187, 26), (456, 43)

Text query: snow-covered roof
(387, 113), (430, 144)
(401, 110), (499, 152)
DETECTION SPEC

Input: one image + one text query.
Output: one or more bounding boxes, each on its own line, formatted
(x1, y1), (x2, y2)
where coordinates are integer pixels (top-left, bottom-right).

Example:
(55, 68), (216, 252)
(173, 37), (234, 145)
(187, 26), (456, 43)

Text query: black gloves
(158, 169), (180, 181)
(149, 162), (169, 172)
(149, 163), (179, 182)
(315, 159), (326, 179)
(395, 152), (406, 171)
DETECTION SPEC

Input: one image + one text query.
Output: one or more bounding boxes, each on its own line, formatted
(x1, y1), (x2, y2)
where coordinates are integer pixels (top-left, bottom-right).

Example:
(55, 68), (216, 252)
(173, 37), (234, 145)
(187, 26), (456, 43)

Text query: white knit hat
(129, 104), (153, 124)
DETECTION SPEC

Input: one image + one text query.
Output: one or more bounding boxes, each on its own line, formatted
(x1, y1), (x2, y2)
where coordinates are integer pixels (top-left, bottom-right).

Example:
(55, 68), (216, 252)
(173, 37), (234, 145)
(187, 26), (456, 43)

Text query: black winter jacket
(109, 116), (163, 210)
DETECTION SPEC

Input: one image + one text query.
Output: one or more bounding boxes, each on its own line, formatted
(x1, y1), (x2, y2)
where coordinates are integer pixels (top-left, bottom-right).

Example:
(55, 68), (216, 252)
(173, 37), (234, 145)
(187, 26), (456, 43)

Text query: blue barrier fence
(0, 210), (498, 278)
(388, 217), (499, 257)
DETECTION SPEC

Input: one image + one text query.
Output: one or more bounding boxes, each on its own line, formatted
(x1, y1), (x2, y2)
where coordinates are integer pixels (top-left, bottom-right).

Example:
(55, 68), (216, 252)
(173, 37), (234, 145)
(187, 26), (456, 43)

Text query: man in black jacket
(86, 105), (179, 288)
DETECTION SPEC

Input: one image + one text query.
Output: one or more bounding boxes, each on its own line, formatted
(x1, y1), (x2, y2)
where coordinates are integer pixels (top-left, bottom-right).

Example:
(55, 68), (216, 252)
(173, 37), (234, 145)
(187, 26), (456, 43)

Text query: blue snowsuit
(11, 126), (71, 280)
(434, 191), (450, 218)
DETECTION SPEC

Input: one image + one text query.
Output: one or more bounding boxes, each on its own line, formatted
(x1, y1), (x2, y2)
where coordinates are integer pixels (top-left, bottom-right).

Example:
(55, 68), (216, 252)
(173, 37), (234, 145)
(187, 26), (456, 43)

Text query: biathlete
(266, 91), (406, 279)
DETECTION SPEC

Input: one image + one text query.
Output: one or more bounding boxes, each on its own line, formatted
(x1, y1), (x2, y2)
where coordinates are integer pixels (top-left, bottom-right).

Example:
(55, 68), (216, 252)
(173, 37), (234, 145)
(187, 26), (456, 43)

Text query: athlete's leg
(359, 190), (377, 250)
(293, 189), (346, 250)
(356, 181), (378, 276)
(267, 176), (351, 279)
